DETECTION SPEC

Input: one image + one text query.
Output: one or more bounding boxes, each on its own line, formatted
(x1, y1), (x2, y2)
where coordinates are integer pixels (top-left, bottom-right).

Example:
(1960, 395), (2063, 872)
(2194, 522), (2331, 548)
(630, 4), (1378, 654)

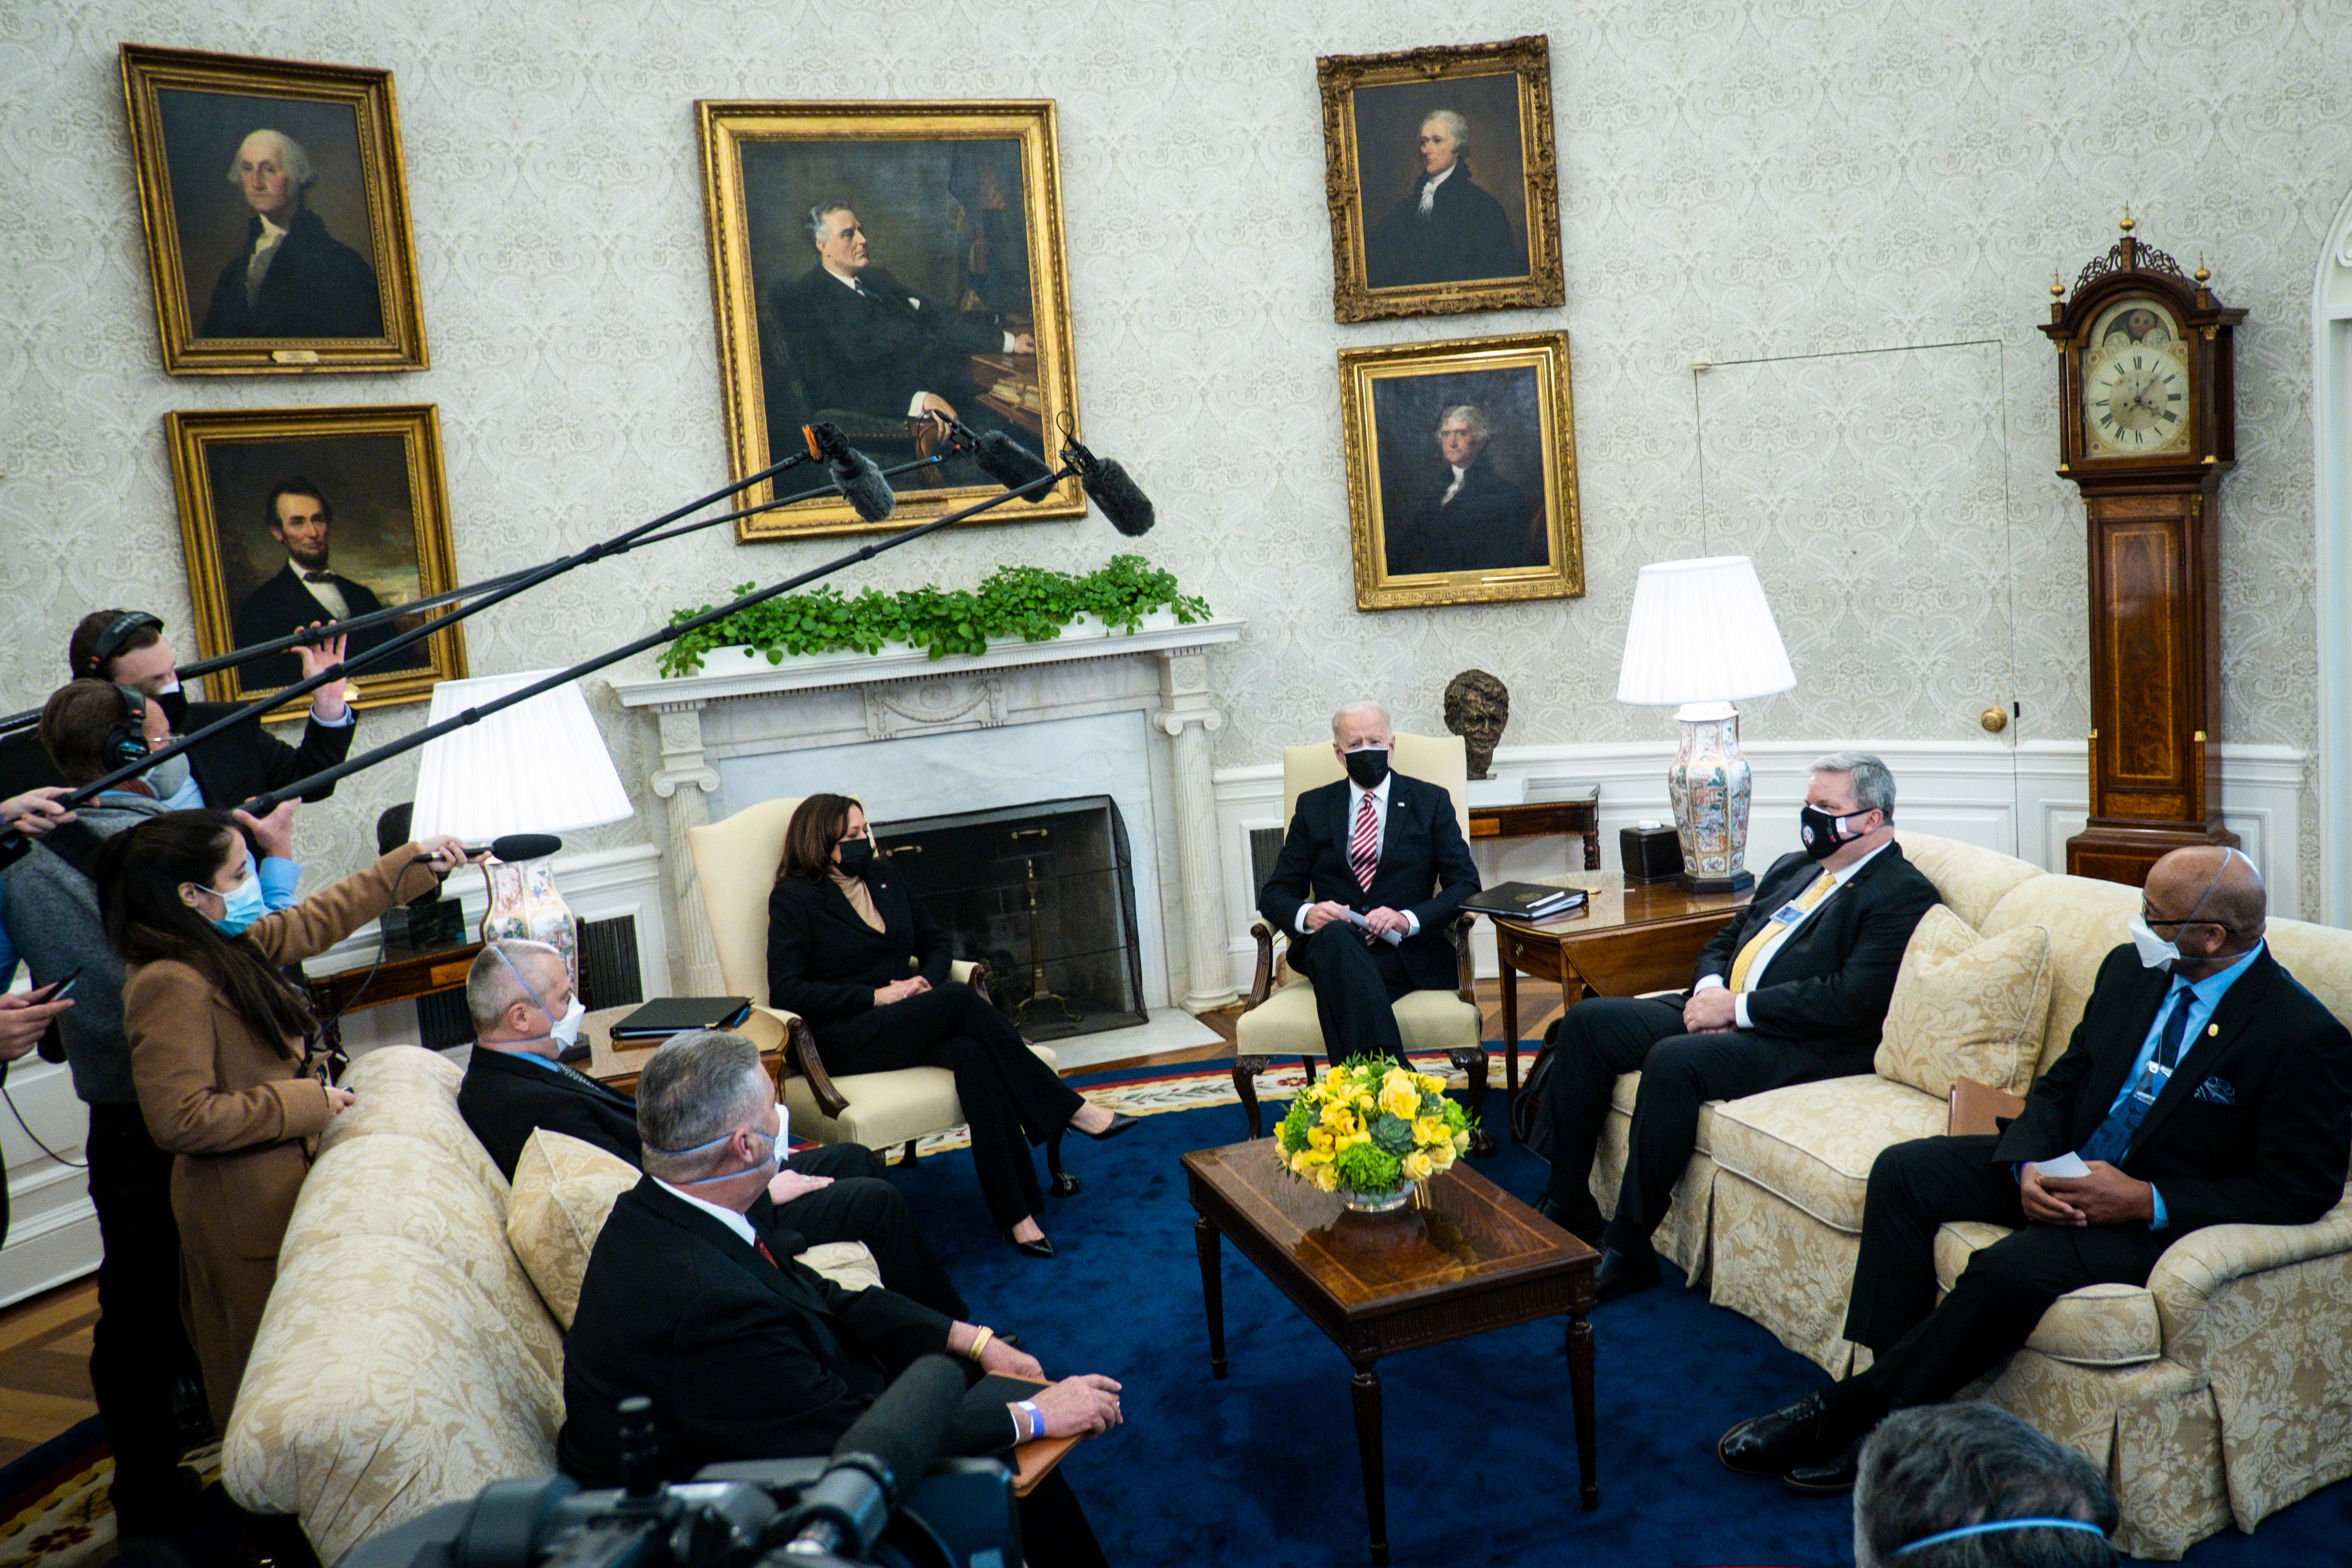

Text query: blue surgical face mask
(211, 860), (267, 937)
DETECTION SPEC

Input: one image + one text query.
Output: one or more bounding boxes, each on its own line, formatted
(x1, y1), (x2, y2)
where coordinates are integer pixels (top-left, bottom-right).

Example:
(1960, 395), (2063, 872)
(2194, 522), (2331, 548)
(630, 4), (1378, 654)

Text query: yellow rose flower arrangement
(1274, 1057), (1474, 1206)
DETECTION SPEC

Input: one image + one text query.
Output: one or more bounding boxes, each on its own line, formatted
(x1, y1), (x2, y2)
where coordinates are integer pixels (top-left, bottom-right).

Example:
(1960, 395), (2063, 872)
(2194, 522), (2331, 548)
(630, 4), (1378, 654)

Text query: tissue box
(1619, 824), (1683, 884)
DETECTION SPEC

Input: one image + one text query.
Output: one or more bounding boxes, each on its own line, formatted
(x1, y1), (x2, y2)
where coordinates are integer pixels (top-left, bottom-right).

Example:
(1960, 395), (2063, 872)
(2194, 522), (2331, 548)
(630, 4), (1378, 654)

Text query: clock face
(2082, 297), (2192, 458)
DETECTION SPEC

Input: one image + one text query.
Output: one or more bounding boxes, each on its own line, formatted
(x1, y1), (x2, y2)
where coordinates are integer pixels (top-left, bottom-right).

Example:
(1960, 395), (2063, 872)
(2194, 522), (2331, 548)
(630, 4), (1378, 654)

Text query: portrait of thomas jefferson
(1362, 107), (1526, 289)
(1381, 402), (1544, 579)
(196, 128), (383, 340)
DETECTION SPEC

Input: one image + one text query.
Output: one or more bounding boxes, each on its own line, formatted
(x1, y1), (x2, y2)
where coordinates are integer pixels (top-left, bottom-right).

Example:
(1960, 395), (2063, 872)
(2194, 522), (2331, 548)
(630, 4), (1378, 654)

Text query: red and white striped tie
(1349, 790), (1380, 908)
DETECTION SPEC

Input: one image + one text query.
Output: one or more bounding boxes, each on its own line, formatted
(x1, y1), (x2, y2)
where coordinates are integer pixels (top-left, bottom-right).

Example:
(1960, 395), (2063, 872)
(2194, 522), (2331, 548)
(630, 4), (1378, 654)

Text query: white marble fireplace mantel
(606, 616), (1246, 1013)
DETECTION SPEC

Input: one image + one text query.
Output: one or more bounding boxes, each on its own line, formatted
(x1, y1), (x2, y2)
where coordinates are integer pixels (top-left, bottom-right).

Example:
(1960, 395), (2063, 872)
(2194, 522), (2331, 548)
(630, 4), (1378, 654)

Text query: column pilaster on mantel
(1155, 650), (1238, 1012)
(651, 699), (724, 994)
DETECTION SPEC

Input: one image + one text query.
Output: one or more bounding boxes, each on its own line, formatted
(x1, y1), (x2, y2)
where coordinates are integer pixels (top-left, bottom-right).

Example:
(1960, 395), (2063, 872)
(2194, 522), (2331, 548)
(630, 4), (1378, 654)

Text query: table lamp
(1615, 556), (1796, 892)
(410, 672), (634, 985)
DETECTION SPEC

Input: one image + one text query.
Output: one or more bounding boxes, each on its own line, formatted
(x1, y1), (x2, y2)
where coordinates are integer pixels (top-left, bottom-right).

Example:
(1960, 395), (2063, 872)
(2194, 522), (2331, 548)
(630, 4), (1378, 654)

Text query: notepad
(2033, 1152), (2091, 1179)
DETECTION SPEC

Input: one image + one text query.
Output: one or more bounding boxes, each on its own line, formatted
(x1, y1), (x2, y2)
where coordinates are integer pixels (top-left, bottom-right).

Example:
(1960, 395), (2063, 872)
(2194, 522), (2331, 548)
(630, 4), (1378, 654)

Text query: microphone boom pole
(242, 463), (1077, 815)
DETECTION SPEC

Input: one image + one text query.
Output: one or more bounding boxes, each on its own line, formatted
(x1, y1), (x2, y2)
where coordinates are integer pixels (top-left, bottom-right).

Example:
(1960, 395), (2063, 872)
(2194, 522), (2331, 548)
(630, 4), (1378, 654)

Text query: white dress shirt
(246, 212), (290, 302)
(1694, 842), (1889, 1028)
(1416, 161), (1457, 216)
(1295, 773), (1421, 938)
(290, 559), (351, 620)
(1440, 463), (1469, 504)
(822, 267), (1021, 416)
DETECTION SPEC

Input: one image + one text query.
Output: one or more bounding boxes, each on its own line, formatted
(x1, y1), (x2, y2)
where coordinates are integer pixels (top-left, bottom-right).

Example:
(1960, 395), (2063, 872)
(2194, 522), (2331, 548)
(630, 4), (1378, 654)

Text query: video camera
(345, 1358), (1017, 1568)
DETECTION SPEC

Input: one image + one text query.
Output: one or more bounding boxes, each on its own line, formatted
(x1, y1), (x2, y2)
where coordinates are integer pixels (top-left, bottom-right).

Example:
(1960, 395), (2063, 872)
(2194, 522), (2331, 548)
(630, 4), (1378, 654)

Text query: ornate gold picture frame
(1318, 35), (1563, 323)
(1339, 332), (1583, 611)
(121, 44), (426, 375)
(696, 99), (1085, 539)
(163, 404), (465, 710)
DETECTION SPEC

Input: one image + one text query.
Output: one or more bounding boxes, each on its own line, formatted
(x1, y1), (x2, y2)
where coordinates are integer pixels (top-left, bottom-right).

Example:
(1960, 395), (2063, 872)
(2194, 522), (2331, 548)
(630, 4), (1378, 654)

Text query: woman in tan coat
(98, 810), (470, 1425)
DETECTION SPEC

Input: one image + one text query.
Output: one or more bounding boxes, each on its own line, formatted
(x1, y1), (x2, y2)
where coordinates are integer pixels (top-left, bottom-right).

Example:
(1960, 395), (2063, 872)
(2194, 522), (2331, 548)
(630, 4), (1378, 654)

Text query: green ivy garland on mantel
(657, 554), (1214, 677)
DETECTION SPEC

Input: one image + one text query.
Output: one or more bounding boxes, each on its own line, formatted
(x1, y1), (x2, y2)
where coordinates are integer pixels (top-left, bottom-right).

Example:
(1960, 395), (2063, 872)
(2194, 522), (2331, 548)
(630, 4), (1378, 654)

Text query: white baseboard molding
(1213, 738), (2310, 989)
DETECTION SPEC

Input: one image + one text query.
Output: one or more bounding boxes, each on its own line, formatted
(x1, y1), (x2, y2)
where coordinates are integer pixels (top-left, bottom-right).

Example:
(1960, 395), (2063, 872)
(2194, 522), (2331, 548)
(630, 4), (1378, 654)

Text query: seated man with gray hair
(1529, 752), (1937, 1302)
(456, 940), (963, 1316)
(559, 1031), (1121, 1567)
(1255, 699), (1481, 1062)
(1852, 1405), (2116, 1566)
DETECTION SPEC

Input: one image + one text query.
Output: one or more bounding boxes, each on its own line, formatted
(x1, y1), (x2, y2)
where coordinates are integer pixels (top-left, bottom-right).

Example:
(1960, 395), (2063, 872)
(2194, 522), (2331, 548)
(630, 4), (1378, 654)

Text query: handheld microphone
(804, 423), (897, 523)
(1060, 435), (1155, 536)
(468, 833), (563, 863)
(781, 1354), (967, 1560)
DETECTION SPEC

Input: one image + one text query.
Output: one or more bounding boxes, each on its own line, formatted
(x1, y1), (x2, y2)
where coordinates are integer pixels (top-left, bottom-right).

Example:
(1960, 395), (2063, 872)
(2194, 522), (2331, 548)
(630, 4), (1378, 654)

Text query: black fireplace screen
(871, 795), (1146, 1041)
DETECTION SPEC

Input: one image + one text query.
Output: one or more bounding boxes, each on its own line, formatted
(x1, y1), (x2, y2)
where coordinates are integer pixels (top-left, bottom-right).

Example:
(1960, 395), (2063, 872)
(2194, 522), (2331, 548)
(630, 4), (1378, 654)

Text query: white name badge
(1769, 902), (1808, 927)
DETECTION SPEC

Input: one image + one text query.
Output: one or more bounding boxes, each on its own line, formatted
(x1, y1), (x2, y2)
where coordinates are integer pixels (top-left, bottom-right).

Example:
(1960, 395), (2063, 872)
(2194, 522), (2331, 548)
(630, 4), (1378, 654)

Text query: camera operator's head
(1855, 1404), (2116, 1567)
(636, 1029), (780, 1211)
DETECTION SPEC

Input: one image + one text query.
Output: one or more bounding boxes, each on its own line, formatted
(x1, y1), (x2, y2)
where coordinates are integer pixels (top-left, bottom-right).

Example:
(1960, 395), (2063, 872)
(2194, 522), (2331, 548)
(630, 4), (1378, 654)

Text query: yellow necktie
(1727, 871), (1838, 992)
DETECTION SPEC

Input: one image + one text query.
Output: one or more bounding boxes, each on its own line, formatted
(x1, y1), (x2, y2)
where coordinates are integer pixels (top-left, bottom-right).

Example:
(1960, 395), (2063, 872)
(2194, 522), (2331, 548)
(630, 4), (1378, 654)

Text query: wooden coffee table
(1492, 870), (1750, 1095)
(1184, 1140), (1599, 1565)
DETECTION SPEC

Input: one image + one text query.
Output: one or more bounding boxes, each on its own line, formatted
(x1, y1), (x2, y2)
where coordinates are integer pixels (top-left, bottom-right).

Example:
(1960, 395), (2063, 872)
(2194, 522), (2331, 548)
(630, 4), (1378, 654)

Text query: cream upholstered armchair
(1232, 731), (1489, 1148)
(686, 795), (1070, 1188)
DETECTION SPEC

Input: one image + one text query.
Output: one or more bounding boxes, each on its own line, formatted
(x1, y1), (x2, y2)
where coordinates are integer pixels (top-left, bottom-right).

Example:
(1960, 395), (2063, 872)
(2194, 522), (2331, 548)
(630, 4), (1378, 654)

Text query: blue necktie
(2079, 989), (2194, 1166)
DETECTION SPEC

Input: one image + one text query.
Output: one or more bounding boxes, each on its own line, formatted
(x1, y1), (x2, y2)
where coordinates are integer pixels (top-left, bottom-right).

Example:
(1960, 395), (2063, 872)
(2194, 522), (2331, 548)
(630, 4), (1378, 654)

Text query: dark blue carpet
(887, 1096), (2352, 1567)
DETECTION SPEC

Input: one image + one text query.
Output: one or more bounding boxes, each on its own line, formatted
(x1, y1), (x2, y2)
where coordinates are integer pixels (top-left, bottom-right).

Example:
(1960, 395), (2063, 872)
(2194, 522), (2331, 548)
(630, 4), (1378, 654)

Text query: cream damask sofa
(1587, 830), (2352, 1559)
(220, 1045), (877, 1561)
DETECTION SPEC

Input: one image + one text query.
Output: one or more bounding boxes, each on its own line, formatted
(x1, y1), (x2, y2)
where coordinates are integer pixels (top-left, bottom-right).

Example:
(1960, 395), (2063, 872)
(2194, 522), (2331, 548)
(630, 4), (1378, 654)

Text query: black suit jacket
(232, 564), (424, 689)
(1387, 454), (1542, 577)
(767, 264), (1005, 423)
(1257, 773), (1481, 994)
(559, 1176), (1009, 1486)
(1690, 845), (1939, 1068)
(1364, 162), (1524, 289)
(1993, 945), (2352, 1235)
(199, 206), (383, 340)
(458, 1044), (642, 1179)
(0, 698), (356, 808)
(768, 865), (953, 1032)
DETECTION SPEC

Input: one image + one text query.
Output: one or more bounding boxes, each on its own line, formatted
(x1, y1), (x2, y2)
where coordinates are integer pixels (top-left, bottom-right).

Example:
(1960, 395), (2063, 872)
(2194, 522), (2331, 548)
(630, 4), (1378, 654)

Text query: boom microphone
(1060, 434), (1155, 536)
(968, 429), (1057, 498)
(781, 1354), (968, 1559)
(805, 423), (897, 523)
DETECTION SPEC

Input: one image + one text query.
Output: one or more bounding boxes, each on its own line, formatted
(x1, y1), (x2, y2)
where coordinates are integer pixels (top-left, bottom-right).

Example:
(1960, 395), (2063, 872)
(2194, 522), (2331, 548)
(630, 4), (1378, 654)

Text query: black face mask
(155, 687), (189, 729)
(1343, 747), (1391, 789)
(836, 837), (875, 873)
(1799, 805), (1873, 861)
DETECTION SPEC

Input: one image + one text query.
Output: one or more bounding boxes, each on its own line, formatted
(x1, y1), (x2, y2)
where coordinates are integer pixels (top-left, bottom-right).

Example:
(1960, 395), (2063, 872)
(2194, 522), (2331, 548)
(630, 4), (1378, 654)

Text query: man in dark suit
(456, 941), (965, 1317)
(1534, 753), (1939, 1300)
(199, 129), (383, 340)
(767, 201), (1033, 429)
(1256, 701), (1482, 1063)
(1384, 403), (1544, 577)
(0, 609), (356, 807)
(559, 1031), (1120, 1567)
(1364, 109), (1525, 289)
(232, 478), (425, 688)
(1719, 847), (2352, 1494)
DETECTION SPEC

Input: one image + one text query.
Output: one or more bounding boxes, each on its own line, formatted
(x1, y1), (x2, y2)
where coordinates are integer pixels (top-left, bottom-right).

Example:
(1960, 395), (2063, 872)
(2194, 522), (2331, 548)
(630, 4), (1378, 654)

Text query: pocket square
(2193, 1075), (2237, 1106)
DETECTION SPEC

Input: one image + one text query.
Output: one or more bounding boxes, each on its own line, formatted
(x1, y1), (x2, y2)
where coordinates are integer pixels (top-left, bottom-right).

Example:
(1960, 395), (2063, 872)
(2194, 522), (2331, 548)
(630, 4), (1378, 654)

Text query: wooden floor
(0, 1278), (97, 1470)
(0, 978), (1571, 1473)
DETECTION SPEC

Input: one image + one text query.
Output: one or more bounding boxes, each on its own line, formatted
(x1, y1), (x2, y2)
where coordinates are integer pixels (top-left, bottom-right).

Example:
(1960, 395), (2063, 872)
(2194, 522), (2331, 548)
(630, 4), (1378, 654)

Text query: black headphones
(83, 611), (163, 677)
(106, 685), (151, 773)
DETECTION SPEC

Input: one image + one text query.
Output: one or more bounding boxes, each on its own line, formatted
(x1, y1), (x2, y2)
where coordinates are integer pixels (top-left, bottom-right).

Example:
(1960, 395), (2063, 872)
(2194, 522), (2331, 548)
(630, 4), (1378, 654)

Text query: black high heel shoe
(1078, 1111), (1140, 1141)
(1005, 1229), (1057, 1259)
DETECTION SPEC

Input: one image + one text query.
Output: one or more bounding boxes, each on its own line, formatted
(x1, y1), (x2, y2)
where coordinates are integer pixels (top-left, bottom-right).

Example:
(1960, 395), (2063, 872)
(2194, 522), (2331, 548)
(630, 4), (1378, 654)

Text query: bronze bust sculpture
(1442, 669), (1509, 779)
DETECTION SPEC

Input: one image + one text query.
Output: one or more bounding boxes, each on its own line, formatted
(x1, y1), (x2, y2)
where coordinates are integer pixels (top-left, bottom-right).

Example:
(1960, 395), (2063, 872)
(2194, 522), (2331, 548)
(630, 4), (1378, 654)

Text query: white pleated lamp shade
(409, 672), (633, 842)
(1615, 556), (1798, 706)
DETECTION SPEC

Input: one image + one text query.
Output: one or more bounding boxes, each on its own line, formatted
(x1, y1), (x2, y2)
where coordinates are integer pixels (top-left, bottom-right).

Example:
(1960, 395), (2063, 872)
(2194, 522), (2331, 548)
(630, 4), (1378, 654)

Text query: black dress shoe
(1592, 1245), (1661, 1302)
(1783, 1436), (1863, 1495)
(1006, 1230), (1057, 1258)
(1078, 1111), (1139, 1141)
(1718, 1390), (1846, 1477)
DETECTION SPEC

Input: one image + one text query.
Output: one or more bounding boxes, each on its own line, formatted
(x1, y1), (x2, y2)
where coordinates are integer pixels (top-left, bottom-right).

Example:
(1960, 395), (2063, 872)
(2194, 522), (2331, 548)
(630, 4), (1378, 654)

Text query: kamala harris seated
(764, 793), (1135, 1257)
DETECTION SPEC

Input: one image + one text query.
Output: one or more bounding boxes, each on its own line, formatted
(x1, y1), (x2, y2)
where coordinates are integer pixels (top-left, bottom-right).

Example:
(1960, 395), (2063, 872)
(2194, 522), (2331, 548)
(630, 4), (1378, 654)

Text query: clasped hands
(1681, 986), (1739, 1034)
(947, 1323), (1124, 1440)
(1304, 901), (1410, 938)
(874, 975), (932, 1007)
(2021, 1161), (2154, 1226)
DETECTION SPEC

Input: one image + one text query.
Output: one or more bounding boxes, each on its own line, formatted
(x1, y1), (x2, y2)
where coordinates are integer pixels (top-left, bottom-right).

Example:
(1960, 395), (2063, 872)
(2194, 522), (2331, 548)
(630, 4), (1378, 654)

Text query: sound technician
(0, 609), (359, 806)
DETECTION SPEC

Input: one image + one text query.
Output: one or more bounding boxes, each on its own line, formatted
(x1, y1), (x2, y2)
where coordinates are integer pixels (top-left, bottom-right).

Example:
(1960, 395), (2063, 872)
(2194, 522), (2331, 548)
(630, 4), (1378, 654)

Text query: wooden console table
(308, 940), (483, 1056)
(1491, 870), (1749, 1094)
(1468, 788), (1601, 871)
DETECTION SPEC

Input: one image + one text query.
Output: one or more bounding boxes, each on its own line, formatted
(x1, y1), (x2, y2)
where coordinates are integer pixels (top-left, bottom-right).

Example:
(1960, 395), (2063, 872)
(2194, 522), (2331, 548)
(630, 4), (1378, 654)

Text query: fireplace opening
(873, 795), (1146, 1041)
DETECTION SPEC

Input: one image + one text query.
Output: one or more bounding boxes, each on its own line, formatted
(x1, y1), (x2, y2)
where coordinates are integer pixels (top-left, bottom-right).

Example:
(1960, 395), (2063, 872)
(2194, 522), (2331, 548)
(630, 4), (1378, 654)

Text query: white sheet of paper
(2034, 1152), (2091, 1179)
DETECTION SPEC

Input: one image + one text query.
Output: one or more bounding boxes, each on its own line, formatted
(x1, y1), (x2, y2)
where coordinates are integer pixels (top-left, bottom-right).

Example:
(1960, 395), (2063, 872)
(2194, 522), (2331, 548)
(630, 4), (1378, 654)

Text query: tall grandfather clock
(2040, 215), (2246, 887)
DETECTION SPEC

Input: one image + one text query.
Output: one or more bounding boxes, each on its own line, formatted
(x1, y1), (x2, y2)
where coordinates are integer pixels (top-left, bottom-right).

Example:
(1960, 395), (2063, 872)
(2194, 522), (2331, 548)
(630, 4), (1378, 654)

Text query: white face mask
(548, 995), (586, 1049)
(2127, 914), (2179, 971)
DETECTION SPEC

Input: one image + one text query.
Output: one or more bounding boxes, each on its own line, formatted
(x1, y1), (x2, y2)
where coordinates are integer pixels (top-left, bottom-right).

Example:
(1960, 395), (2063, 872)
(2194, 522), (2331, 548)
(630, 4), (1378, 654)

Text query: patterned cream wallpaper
(0, 2), (2341, 905)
